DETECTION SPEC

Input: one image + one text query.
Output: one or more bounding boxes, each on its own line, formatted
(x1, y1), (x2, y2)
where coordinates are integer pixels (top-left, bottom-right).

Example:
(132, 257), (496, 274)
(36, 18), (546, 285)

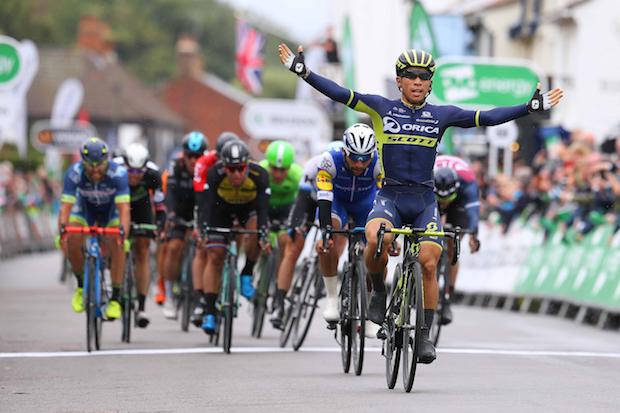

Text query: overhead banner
(341, 16), (358, 127)
(431, 57), (541, 108)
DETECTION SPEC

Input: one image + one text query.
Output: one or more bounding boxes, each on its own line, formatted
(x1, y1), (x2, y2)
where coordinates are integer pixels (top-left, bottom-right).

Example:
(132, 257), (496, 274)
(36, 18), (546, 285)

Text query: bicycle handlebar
(62, 225), (122, 236)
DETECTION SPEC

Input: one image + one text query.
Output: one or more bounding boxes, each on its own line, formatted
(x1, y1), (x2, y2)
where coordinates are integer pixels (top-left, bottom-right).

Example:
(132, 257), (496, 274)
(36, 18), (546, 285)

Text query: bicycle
(429, 225), (476, 346)
(375, 223), (461, 392)
(251, 221), (285, 338)
(62, 225), (123, 352)
(121, 223), (157, 343)
(164, 217), (194, 330)
(326, 226), (367, 376)
(203, 226), (261, 354)
(279, 225), (324, 351)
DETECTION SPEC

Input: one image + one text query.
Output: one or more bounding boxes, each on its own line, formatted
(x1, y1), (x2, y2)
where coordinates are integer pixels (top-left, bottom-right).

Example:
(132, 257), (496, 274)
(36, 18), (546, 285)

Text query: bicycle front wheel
(339, 265), (352, 373)
(385, 264), (402, 389)
(292, 260), (322, 351)
(402, 261), (424, 392)
(180, 244), (194, 332)
(352, 260), (367, 376)
(252, 253), (274, 338)
(121, 251), (134, 343)
(222, 262), (236, 354)
(85, 257), (97, 353)
(279, 260), (306, 348)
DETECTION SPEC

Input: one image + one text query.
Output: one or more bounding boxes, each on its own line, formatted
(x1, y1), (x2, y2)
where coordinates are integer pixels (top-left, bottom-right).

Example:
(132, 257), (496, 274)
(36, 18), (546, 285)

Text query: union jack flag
(236, 19), (265, 95)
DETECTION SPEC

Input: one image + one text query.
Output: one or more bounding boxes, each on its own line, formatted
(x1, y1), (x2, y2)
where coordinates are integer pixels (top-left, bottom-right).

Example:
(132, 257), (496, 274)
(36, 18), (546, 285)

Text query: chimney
(77, 15), (115, 55)
(176, 34), (204, 80)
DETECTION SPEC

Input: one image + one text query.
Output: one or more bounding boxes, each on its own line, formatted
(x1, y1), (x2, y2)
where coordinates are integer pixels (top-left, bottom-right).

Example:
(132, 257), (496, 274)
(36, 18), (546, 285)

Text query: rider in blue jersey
(280, 44), (564, 363)
(58, 137), (131, 320)
(315, 124), (381, 325)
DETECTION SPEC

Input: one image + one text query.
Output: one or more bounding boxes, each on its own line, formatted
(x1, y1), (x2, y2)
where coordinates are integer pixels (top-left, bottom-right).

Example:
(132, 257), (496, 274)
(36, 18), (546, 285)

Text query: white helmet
(124, 143), (149, 169)
(342, 123), (376, 158)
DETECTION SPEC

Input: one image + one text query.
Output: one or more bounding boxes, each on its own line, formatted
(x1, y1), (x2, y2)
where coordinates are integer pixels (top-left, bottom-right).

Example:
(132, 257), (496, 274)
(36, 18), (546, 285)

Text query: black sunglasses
(399, 70), (432, 81)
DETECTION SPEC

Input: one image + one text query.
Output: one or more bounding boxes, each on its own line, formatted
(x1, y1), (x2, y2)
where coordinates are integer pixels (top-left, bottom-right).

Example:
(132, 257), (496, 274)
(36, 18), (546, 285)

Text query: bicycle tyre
(402, 261), (424, 393)
(279, 260), (306, 348)
(121, 251), (134, 343)
(222, 259), (236, 354)
(339, 265), (352, 373)
(292, 259), (321, 351)
(85, 257), (96, 353)
(353, 260), (367, 376)
(251, 253), (273, 338)
(431, 250), (449, 346)
(180, 243), (194, 332)
(94, 269), (104, 351)
(385, 263), (402, 389)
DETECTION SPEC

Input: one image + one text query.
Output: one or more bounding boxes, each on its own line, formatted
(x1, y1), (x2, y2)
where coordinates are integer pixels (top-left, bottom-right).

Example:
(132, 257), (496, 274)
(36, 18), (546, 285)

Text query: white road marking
(1, 346), (620, 359)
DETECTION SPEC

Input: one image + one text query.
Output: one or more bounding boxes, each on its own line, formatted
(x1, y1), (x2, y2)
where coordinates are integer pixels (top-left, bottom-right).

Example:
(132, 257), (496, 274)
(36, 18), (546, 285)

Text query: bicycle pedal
(376, 328), (387, 340)
(326, 321), (337, 330)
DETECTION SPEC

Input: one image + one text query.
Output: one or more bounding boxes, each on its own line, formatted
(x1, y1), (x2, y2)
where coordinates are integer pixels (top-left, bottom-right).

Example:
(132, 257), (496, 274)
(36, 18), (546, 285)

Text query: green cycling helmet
(265, 140), (295, 168)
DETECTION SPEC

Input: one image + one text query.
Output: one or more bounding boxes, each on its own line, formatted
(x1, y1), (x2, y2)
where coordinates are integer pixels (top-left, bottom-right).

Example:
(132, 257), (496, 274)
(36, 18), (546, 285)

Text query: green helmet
(265, 140), (295, 168)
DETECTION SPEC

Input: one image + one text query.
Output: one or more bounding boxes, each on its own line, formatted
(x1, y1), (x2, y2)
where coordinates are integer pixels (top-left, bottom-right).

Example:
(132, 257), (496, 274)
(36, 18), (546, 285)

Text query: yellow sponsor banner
(384, 134), (437, 147)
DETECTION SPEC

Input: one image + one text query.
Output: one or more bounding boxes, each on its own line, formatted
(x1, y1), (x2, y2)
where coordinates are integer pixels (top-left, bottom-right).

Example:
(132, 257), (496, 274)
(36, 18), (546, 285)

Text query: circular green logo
(0, 43), (20, 84)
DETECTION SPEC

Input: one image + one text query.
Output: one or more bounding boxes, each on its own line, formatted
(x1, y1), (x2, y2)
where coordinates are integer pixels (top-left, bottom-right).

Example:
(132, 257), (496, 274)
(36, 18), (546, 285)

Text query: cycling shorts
(330, 196), (374, 229)
(69, 202), (119, 227)
(367, 185), (442, 248)
(207, 203), (256, 244)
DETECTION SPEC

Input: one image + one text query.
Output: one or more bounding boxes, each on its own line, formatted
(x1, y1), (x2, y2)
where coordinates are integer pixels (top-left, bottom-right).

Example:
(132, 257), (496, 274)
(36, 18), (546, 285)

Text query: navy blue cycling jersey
(305, 72), (530, 187)
(61, 161), (130, 211)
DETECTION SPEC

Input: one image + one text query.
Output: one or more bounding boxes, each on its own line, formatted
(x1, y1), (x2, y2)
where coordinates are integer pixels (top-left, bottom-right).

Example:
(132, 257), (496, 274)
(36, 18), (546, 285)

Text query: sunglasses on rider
(225, 164), (248, 174)
(399, 70), (433, 81)
(347, 153), (372, 163)
(184, 152), (201, 159)
(127, 167), (146, 174)
(83, 159), (108, 169)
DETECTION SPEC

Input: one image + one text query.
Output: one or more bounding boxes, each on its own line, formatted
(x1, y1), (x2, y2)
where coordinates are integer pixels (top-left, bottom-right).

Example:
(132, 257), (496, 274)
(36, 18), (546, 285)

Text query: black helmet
(395, 49), (436, 76)
(216, 132), (241, 156)
(220, 140), (249, 166)
(182, 131), (207, 156)
(80, 137), (109, 164)
(434, 167), (460, 200)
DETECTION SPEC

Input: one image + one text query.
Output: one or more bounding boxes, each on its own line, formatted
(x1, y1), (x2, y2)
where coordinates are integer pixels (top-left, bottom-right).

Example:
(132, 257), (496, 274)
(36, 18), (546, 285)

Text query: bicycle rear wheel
(222, 262), (236, 354)
(339, 265), (352, 373)
(121, 251), (134, 343)
(85, 257), (96, 352)
(402, 262), (424, 392)
(431, 250), (449, 346)
(292, 259), (322, 351)
(385, 264), (402, 389)
(352, 260), (367, 376)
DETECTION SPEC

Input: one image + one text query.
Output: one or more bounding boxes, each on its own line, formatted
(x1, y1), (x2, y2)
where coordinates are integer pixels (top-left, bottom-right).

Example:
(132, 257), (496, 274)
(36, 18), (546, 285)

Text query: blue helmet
(80, 137), (109, 164)
(182, 131), (208, 155)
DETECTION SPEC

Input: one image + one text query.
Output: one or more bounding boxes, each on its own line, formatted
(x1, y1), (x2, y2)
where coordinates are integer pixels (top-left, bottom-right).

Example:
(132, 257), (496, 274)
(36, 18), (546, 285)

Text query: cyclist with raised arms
(433, 155), (481, 324)
(199, 140), (271, 334)
(113, 143), (166, 327)
(269, 141), (343, 330)
(279, 43), (563, 363)
(314, 123), (382, 326)
(191, 131), (241, 326)
(161, 131), (207, 319)
(58, 137), (130, 320)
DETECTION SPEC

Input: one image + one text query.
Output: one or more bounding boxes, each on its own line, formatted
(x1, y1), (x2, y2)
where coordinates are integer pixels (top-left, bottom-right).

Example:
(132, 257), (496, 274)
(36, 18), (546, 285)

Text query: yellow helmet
(395, 49), (436, 75)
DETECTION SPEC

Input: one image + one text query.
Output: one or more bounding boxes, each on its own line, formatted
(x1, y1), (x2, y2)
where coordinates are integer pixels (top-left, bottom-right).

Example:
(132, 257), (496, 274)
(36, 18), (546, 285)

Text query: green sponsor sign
(0, 36), (22, 88)
(431, 58), (540, 108)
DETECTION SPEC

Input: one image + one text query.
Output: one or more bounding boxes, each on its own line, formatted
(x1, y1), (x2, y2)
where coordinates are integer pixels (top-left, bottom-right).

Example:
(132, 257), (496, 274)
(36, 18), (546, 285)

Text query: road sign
(0, 36), (23, 90)
(241, 99), (331, 141)
(31, 120), (97, 152)
(431, 57), (540, 108)
(486, 121), (518, 148)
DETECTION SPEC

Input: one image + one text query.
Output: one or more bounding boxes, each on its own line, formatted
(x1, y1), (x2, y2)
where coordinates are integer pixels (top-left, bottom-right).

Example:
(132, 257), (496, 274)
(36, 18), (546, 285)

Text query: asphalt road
(1, 251), (620, 413)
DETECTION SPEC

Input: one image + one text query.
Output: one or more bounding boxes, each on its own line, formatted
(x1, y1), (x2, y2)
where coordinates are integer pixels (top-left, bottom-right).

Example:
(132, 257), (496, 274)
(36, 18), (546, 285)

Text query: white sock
(165, 281), (174, 302)
(323, 276), (338, 300)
